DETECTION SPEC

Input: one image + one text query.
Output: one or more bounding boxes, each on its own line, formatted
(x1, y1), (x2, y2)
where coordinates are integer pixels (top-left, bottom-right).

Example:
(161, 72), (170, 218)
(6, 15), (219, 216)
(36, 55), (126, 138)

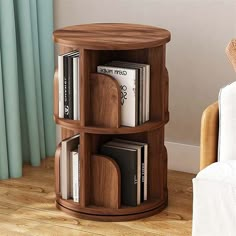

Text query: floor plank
(0, 158), (195, 236)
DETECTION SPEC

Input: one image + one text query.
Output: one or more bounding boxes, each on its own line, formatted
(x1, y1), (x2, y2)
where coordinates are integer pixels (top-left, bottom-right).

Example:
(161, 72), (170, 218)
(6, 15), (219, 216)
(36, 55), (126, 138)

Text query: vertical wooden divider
(147, 127), (165, 199)
(79, 49), (91, 207)
(148, 46), (165, 121)
(53, 23), (171, 221)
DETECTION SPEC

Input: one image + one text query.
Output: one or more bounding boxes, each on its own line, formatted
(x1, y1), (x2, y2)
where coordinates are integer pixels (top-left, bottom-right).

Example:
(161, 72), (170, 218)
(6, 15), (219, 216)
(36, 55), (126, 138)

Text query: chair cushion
(192, 160), (236, 236)
(218, 81), (236, 161)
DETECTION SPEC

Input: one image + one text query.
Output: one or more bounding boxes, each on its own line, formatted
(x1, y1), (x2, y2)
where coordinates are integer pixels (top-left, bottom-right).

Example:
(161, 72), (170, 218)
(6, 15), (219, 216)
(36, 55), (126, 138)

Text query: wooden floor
(0, 158), (195, 236)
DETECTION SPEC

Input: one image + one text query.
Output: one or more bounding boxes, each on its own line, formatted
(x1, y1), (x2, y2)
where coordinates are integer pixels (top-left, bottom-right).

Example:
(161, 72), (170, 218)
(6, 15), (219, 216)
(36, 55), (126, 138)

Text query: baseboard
(165, 141), (200, 174)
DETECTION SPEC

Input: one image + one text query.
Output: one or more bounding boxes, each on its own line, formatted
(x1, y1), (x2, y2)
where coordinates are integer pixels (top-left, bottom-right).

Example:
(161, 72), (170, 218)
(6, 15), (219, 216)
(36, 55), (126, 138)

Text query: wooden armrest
(200, 102), (219, 170)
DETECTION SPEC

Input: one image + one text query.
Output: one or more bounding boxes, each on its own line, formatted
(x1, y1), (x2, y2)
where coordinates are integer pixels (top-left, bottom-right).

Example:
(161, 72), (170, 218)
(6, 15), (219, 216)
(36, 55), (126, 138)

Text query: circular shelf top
(53, 23), (171, 50)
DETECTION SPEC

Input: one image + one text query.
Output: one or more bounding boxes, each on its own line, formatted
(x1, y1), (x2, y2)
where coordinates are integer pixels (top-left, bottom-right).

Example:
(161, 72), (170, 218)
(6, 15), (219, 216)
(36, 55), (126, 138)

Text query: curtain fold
(0, 0), (55, 179)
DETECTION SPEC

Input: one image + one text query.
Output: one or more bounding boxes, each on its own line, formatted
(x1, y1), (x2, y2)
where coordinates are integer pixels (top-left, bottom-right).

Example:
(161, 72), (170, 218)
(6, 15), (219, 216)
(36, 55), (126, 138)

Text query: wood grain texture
(148, 46), (165, 121)
(56, 197), (166, 217)
(53, 23), (170, 221)
(79, 133), (91, 207)
(55, 144), (61, 195)
(147, 128), (165, 199)
(90, 155), (121, 208)
(53, 23), (170, 50)
(61, 128), (77, 140)
(0, 158), (194, 236)
(53, 68), (59, 118)
(200, 102), (219, 170)
(163, 67), (169, 122)
(54, 117), (165, 134)
(89, 73), (121, 128)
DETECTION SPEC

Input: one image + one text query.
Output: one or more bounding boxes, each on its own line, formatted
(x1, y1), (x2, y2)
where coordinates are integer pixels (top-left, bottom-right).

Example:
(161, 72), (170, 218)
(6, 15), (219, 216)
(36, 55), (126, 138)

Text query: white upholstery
(218, 81), (236, 161)
(192, 161), (236, 236)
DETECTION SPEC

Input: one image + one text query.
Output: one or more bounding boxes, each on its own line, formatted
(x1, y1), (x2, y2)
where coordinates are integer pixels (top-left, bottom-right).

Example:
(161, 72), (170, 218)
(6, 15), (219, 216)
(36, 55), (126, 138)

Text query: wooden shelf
(56, 197), (167, 221)
(53, 23), (170, 50)
(53, 23), (170, 221)
(54, 116), (165, 134)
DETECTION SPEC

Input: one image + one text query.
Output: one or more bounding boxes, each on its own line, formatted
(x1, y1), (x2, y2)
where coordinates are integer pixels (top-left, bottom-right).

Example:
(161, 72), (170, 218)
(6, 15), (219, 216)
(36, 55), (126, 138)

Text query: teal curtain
(0, 0), (55, 179)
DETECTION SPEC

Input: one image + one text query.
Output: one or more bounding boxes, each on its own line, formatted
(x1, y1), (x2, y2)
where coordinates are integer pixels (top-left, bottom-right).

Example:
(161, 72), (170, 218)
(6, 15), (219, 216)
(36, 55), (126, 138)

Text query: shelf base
(55, 198), (168, 222)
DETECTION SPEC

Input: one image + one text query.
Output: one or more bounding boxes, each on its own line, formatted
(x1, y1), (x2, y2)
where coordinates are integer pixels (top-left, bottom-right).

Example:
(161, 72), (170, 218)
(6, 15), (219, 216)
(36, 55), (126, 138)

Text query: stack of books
(59, 135), (148, 207)
(60, 134), (80, 203)
(58, 50), (80, 120)
(101, 139), (148, 206)
(97, 61), (150, 127)
(57, 50), (151, 128)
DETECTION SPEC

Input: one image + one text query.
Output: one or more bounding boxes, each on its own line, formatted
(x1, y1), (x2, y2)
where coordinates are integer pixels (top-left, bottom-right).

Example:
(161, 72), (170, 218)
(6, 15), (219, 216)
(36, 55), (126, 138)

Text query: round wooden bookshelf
(53, 23), (170, 221)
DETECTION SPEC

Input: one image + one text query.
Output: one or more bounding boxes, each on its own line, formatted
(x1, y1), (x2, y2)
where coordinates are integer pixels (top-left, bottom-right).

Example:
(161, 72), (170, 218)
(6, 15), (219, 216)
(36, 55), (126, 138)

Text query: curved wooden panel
(163, 68), (169, 123)
(200, 102), (219, 170)
(90, 155), (121, 209)
(89, 73), (121, 128)
(53, 23), (170, 50)
(55, 144), (61, 195)
(53, 69), (59, 118)
(55, 198), (167, 221)
(56, 198), (166, 215)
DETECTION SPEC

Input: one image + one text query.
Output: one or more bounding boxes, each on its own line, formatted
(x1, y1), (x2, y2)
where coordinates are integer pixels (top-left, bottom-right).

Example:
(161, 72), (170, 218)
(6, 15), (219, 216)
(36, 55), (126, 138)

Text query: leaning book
(97, 65), (138, 127)
(60, 134), (80, 200)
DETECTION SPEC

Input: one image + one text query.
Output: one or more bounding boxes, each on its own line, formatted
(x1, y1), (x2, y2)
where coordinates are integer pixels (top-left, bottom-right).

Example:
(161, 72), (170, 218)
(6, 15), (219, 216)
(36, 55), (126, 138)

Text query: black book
(140, 146), (144, 202)
(63, 55), (69, 118)
(101, 144), (138, 207)
(63, 51), (79, 119)
(113, 138), (148, 201)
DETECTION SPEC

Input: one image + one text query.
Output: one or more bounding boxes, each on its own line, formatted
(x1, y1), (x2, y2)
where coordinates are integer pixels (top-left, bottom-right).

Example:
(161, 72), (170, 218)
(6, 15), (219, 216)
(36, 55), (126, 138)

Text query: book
(61, 134), (80, 199)
(71, 146), (80, 202)
(73, 54), (80, 120)
(62, 51), (78, 118)
(101, 144), (138, 206)
(113, 138), (148, 201)
(106, 141), (142, 205)
(68, 52), (79, 119)
(97, 65), (138, 127)
(58, 54), (64, 118)
(67, 55), (73, 119)
(107, 61), (145, 124)
(109, 61), (150, 122)
(58, 51), (77, 118)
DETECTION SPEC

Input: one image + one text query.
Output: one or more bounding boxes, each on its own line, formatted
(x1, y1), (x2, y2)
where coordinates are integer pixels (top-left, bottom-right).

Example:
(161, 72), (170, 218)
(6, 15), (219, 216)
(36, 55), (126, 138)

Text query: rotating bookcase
(53, 23), (171, 221)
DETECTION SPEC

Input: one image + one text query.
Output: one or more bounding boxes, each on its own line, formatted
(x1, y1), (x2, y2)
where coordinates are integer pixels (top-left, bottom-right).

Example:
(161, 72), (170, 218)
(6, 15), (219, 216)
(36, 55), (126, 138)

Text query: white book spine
(72, 150), (80, 202)
(73, 57), (78, 120)
(97, 66), (138, 127)
(145, 65), (150, 121)
(58, 55), (64, 118)
(61, 143), (69, 199)
(142, 67), (146, 123)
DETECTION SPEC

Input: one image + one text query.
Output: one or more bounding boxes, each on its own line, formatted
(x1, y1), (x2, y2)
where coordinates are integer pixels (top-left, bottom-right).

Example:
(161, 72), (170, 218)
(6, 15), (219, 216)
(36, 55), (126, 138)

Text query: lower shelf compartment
(56, 196), (168, 221)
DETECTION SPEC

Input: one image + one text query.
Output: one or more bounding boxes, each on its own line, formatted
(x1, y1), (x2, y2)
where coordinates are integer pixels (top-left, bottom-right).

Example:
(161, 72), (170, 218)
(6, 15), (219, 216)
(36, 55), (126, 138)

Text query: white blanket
(192, 161), (236, 236)
(218, 81), (236, 161)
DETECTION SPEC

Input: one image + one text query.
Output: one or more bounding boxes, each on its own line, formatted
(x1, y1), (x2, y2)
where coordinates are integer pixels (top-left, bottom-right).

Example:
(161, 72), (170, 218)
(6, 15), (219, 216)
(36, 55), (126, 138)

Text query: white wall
(54, 0), (236, 173)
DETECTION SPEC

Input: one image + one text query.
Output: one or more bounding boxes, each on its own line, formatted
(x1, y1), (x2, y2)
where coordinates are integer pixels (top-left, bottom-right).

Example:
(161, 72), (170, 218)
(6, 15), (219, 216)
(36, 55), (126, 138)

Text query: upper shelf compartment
(53, 23), (170, 50)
